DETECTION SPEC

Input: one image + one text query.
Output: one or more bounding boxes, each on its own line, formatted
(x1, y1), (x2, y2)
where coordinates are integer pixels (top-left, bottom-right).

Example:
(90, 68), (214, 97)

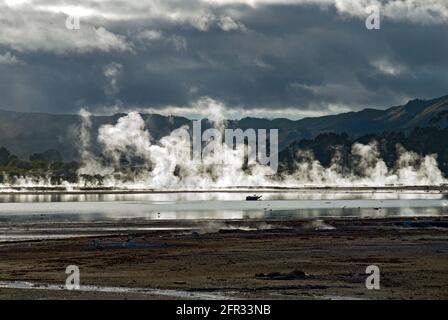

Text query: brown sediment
(0, 217), (447, 299)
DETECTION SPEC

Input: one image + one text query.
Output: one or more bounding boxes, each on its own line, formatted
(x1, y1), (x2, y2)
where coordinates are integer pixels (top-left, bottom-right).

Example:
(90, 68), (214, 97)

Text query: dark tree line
(0, 147), (79, 184)
(278, 127), (448, 176)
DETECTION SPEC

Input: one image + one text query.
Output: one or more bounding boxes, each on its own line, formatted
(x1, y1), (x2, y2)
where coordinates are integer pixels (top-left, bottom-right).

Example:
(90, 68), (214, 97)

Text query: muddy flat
(0, 217), (447, 299)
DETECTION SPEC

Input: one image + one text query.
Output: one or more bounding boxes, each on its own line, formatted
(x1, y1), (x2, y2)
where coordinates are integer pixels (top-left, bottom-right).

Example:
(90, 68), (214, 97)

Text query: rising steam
(75, 104), (447, 189)
(1, 99), (447, 190)
(283, 142), (445, 187)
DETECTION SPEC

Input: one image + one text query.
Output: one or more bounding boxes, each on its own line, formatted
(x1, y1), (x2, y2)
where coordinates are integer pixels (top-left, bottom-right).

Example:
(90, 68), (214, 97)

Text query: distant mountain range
(1, 94), (448, 160)
(295, 94), (448, 135)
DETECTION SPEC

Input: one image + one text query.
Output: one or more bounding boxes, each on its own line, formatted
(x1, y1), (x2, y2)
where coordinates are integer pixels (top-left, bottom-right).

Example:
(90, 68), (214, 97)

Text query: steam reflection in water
(0, 192), (447, 243)
(0, 196), (447, 221)
(0, 191), (447, 203)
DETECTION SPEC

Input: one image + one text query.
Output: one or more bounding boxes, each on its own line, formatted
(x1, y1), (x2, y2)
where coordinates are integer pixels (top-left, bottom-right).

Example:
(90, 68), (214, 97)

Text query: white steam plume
(1, 99), (446, 190)
(74, 105), (446, 189)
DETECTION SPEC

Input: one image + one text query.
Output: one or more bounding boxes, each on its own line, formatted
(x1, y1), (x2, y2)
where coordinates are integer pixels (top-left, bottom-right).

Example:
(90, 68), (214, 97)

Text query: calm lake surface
(0, 191), (447, 242)
(0, 191), (447, 221)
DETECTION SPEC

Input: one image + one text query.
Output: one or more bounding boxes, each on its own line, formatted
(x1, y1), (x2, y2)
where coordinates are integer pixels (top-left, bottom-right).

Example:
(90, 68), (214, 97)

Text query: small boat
(246, 195), (262, 201)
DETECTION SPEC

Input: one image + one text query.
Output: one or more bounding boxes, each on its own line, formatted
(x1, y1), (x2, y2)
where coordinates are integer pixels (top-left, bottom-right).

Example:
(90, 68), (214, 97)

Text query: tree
(0, 147), (11, 166)
(29, 149), (63, 162)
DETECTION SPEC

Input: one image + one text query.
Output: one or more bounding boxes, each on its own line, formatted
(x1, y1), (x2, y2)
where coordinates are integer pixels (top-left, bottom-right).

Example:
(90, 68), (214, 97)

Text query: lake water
(0, 191), (447, 220)
(0, 191), (447, 242)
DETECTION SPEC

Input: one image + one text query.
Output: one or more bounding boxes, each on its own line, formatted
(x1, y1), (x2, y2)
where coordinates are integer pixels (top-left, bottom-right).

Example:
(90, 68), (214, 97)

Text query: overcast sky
(1, 0), (448, 119)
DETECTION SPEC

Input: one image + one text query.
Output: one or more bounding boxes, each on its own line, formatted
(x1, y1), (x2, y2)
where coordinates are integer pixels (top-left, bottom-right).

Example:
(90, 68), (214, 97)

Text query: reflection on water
(1, 191), (447, 203)
(0, 198), (447, 222)
(0, 205), (445, 243)
(0, 191), (447, 242)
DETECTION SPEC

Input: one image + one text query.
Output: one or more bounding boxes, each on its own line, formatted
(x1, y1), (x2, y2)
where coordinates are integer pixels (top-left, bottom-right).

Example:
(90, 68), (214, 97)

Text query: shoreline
(1, 185), (448, 195)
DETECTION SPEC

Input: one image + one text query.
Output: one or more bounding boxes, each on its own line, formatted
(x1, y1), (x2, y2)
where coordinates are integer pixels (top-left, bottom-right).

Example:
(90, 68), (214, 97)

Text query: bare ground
(0, 217), (447, 299)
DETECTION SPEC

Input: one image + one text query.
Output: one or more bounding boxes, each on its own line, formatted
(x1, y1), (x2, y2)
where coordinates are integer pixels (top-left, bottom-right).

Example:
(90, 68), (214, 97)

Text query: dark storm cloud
(1, 0), (448, 118)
